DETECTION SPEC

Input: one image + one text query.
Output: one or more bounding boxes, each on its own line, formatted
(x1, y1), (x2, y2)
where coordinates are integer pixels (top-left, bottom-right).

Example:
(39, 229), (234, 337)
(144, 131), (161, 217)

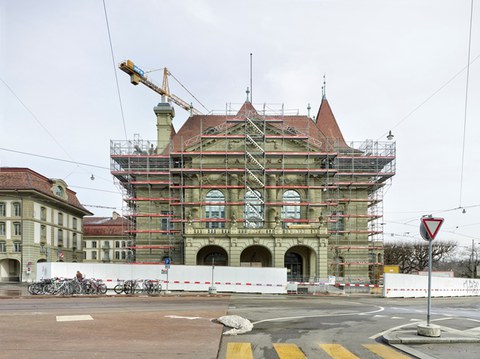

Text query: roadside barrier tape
(105, 279), (286, 287)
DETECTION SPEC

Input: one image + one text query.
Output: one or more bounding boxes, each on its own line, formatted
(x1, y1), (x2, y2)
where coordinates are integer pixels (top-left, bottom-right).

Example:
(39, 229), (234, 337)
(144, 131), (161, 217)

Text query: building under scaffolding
(110, 96), (395, 283)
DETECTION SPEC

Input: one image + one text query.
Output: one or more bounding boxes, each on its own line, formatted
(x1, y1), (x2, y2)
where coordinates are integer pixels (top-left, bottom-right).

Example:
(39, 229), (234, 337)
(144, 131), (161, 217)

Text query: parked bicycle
(28, 277), (107, 296)
(142, 279), (162, 295)
(113, 279), (161, 295)
(114, 279), (139, 294)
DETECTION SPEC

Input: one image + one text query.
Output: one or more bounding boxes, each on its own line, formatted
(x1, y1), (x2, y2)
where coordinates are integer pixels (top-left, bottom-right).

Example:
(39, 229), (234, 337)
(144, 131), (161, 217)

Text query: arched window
(244, 190), (263, 228)
(205, 190), (225, 229)
(282, 190), (301, 222)
(54, 185), (65, 198)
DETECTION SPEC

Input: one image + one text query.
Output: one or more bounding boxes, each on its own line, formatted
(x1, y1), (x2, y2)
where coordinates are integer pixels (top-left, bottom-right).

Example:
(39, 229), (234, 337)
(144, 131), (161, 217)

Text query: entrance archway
(240, 245), (272, 267)
(196, 245), (228, 266)
(0, 259), (20, 282)
(285, 246), (315, 281)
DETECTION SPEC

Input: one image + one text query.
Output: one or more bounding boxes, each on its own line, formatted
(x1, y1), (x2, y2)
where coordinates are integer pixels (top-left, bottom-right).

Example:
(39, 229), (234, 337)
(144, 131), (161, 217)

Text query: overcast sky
(1, 0), (479, 253)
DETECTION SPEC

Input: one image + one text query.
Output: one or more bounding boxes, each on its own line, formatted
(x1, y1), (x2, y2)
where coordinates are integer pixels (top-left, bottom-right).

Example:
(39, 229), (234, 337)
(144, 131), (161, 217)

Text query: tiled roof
(315, 97), (348, 147)
(166, 100), (347, 152)
(0, 167), (92, 214)
(83, 214), (131, 236)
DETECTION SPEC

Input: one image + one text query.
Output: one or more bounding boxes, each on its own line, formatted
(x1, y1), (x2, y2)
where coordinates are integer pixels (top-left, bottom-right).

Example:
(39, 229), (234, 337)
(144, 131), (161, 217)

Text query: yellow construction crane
(119, 59), (204, 116)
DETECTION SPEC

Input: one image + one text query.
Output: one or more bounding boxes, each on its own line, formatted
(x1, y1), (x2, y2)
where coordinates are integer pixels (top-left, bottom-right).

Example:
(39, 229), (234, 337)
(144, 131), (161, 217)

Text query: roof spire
(322, 74), (327, 99)
(246, 87), (251, 102)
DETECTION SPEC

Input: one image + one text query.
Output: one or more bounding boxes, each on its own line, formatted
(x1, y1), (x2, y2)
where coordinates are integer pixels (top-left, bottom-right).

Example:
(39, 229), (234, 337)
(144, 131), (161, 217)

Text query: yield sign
(421, 217), (444, 240)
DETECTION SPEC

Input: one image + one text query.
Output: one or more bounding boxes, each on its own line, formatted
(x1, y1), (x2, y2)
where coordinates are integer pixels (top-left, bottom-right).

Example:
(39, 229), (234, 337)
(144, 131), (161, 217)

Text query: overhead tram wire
(459, 0), (475, 208)
(102, 0), (128, 140)
(375, 52), (480, 141)
(0, 147), (109, 170)
(0, 77), (74, 161)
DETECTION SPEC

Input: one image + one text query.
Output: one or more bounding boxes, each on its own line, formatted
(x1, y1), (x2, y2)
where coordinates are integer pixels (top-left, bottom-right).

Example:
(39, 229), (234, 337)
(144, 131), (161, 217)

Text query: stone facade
(0, 168), (91, 282)
(83, 212), (132, 263)
(111, 98), (395, 283)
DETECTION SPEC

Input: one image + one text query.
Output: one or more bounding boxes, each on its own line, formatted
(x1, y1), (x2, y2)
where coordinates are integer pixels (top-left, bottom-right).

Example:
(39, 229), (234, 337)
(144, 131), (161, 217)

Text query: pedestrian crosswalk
(226, 342), (411, 358)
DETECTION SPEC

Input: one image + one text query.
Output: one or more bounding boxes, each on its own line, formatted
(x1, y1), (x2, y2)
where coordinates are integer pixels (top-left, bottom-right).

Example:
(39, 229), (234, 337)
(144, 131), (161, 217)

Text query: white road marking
(370, 317), (455, 339)
(165, 315), (202, 320)
(56, 315), (93, 322)
(252, 306), (384, 325)
(391, 317), (404, 319)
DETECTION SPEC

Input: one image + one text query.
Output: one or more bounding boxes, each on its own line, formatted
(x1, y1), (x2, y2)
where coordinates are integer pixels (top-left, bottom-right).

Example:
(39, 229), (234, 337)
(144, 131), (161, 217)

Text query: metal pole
(472, 239), (475, 279)
(427, 238), (433, 326)
(211, 258), (215, 285)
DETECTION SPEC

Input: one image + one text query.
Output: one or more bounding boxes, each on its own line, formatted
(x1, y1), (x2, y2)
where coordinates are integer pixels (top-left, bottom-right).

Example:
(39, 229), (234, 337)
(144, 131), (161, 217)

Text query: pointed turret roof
(315, 97), (348, 148)
(236, 101), (258, 117)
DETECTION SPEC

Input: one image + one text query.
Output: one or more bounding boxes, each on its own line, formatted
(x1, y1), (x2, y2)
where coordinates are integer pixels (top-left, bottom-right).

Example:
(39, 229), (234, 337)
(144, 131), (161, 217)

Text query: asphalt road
(219, 294), (480, 358)
(0, 294), (230, 359)
(1, 285), (480, 359)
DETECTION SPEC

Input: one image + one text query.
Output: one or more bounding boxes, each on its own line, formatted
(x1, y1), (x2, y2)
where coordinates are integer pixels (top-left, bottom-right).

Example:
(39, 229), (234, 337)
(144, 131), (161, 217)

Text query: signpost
(164, 258), (171, 293)
(418, 215), (444, 337)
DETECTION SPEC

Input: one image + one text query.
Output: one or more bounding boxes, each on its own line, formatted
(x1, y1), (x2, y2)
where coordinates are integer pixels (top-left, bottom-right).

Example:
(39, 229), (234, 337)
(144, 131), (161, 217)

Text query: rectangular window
(13, 222), (21, 236)
(330, 211), (345, 232)
(92, 251), (97, 260)
(57, 229), (63, 246)
(72, 233), (77, 249)
(0, 203), (5, 217)
(58, 212), (63, 226)
(13, 242), (21, 252)
(92, 241), (97, 248)
(115, 241), (120, 248)
(0, 242), (5, 252)
(41, 225), (46, 240)
(161, 211), (174, 235)
(13, 203), (21, 217)
(40, 207), (47, 221)
(0, 222), (5, 236)
(72, 218), (77, 230)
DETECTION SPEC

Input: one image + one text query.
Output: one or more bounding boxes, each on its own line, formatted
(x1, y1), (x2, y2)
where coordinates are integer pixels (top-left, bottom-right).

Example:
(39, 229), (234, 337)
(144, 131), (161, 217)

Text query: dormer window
(55, 185), (65, 197)
(51, 179), (68, 200)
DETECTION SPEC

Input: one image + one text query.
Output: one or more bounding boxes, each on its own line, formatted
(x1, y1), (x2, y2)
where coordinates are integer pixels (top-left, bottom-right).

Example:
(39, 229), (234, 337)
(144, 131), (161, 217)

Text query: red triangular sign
(421, 217), (444, 239)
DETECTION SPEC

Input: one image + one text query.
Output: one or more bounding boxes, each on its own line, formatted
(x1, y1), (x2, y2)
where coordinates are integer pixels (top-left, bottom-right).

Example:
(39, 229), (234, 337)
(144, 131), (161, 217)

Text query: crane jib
(133, 64), (144, 77)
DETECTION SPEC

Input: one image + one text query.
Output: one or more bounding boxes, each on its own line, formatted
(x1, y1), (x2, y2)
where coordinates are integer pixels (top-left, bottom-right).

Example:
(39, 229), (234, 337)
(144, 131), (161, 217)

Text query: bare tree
(384, 240), (457, 273)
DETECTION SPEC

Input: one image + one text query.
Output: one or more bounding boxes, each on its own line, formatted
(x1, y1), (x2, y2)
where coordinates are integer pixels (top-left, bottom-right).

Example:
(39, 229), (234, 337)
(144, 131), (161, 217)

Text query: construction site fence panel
(36, 262), (287, 294)
(383, 273), (480, 298)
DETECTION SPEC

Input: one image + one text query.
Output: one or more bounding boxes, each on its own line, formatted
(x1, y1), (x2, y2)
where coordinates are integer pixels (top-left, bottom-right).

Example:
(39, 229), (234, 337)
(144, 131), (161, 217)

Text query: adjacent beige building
(0, 168), (92, 282)
(83, 212), (132, 263)
(110, 96), (395, 283)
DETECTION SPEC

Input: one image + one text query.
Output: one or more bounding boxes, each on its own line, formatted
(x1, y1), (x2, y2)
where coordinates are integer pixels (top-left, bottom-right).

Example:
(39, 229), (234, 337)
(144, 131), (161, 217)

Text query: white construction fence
(383, 273), (480, 298)
(36, 262), (287, 294)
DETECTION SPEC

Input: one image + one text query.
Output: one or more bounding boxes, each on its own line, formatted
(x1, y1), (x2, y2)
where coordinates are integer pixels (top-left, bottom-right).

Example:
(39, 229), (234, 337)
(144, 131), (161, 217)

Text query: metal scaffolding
(110, 103), (395, 283)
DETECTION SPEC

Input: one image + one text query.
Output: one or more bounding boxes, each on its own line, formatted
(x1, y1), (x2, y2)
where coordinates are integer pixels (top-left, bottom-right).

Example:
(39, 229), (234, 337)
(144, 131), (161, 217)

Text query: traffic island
(417, 323), (441, 337)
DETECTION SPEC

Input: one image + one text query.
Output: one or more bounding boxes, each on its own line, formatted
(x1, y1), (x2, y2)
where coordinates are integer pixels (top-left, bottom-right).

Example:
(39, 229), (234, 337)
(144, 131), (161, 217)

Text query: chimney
(154, 101), (175, 153)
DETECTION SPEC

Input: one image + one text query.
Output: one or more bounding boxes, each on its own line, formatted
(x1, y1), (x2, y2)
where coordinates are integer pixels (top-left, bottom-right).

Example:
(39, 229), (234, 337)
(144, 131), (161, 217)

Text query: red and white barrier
(36, 262), (287, 294)
(383, 273), (480, 298)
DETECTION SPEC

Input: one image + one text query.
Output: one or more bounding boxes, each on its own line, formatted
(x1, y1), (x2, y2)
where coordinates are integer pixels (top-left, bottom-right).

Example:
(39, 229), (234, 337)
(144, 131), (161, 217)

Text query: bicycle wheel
(28, 282), (42, 295)
(113, 284), (124, 294)
(98, 283), (107, 295)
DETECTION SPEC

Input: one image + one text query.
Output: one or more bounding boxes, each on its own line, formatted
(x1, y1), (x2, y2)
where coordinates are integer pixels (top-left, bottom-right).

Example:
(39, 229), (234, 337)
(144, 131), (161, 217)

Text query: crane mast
(119, 59), (203, 116)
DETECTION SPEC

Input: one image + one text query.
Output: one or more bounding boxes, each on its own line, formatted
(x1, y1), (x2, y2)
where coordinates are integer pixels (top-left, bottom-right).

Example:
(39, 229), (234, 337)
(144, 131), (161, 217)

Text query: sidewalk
(0, 282), (29, 297)
(383, 319), (480, 359)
